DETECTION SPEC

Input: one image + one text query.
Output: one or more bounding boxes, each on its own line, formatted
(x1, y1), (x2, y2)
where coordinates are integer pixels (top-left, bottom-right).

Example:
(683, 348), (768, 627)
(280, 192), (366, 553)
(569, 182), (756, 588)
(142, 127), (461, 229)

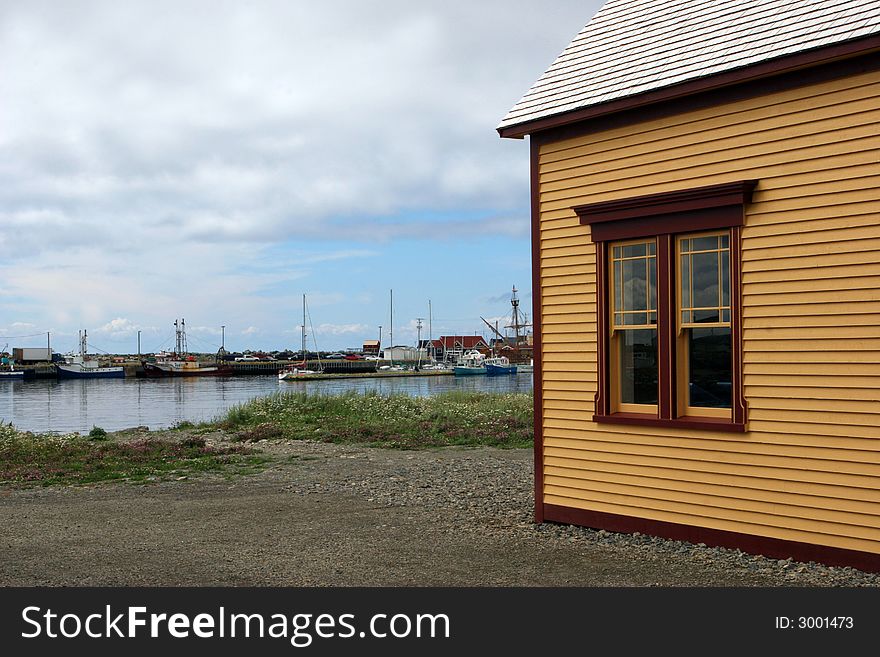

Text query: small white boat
(278, 365), (319, 381)
(279, 295), (323, 382)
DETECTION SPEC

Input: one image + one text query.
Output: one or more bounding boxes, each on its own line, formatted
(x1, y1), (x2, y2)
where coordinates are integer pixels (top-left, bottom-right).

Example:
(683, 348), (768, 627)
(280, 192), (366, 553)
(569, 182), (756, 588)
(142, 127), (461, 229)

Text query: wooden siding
(537, 68), (880, 555)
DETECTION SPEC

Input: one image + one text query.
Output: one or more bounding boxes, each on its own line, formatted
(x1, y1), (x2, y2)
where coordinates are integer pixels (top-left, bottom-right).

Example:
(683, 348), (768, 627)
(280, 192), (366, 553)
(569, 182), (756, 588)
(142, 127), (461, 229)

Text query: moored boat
(484, 356), (517, 375)
(453, 350), (486, 376)
(142, 320), (232, 377)
(1, 345), (24, 379)
(56, 331), (125, 379)
(279, 295), (323, 382)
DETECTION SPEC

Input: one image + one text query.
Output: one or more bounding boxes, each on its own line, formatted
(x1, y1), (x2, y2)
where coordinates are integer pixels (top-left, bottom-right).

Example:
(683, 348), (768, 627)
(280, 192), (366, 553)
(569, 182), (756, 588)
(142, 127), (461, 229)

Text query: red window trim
(577, 181), (753, 432)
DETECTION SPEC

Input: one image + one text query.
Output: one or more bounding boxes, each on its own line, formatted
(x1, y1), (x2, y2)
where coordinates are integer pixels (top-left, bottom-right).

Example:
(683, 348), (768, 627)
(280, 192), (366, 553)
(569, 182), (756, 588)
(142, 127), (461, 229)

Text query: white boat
(279, 294), (323, 382)
(453, 350), (486, 376)
(278, 366), (319, 381)
(56, 331), (125, 379)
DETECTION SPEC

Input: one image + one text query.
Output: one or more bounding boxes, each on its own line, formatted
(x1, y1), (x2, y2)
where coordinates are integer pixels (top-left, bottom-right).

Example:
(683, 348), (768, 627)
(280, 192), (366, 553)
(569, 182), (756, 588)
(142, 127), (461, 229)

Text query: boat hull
(142, 362), (232, 377)
(56, 365), (125, 379)
(453, 366), (486, 376)
(485, 363), (517, 376)
(0, 371), (24, 380)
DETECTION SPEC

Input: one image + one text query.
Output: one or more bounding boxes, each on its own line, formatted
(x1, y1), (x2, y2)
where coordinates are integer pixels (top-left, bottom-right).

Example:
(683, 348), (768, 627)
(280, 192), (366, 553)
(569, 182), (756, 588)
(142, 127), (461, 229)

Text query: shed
(500, 0), (880, 570)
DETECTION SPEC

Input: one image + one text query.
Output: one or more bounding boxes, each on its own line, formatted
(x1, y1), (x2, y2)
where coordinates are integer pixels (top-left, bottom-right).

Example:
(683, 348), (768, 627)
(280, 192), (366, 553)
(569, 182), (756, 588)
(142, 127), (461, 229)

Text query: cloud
(241, 326), (260, 336)
(0, 1), (586, 259)
(316, 323), (371, 336)
(0, 0), (589, 350)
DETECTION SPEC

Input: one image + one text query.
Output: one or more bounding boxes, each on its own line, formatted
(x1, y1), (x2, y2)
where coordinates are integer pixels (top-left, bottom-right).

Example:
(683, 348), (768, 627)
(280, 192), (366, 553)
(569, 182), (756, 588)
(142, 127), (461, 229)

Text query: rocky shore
(2, 431), (878, 586)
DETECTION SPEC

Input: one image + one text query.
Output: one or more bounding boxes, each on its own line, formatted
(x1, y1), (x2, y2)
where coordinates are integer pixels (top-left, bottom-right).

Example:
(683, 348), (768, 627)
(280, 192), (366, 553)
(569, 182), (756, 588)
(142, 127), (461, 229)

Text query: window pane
(721, 251), (730, 307)
(688, 328), (732, 409)
(623, 312), (649, 326)
(680, 254), (691, 309)
(614, 260), (622, 310)
(693, 309), (720, 323)
(619, 329), (658, 405)
(690, 236), (719, 252)
(681, 310), (692, 324)
(622, 259), (648, 311)
(691, 252), (719, 308)
(648, 257), (657, 311)
(680, 239), (691, 253)
(620, 243), (647, 258)
(722, 309), (730, 323)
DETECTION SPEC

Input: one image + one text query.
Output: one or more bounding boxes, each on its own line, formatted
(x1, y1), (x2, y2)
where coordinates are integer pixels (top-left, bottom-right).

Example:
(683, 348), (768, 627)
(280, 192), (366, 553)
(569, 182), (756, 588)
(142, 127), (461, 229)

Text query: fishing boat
(484, 355), (517, 376)
(279, 295), (323, 382)
(142, 319), (232, 377)
(0, 345), (23, 379)
(56, 331), (125, 379)
(453, 350), (486, 376)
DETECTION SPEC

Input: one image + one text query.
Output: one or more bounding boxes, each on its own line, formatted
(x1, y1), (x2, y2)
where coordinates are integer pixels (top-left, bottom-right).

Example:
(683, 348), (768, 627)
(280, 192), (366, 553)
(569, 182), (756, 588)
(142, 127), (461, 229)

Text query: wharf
(18, 360), (453, 379)
(278, 369), (453, 382)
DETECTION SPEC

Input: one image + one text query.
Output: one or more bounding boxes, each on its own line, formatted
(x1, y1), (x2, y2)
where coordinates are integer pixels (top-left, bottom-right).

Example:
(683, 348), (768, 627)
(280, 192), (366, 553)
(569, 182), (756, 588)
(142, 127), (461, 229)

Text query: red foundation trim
(543, 503), (880, 573)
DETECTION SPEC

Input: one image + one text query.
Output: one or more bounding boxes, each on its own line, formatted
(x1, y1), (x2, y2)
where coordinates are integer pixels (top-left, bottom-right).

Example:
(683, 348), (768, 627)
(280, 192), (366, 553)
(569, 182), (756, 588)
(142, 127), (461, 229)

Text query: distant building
(434, 336), (490, 361)
(382, 345), (425, 361)
(362, 340), (380, 355)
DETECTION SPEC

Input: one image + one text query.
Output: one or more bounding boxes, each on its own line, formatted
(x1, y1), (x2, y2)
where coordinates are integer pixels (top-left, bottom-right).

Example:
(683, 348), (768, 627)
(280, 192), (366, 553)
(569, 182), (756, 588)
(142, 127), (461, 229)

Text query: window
(609, 240), (658, 412)
(574, 180), (755, 432)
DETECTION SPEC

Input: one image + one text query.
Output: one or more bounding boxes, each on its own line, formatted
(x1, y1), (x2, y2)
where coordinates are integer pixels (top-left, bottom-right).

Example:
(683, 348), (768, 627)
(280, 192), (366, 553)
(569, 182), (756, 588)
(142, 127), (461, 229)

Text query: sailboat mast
(301, 294), (307, 356)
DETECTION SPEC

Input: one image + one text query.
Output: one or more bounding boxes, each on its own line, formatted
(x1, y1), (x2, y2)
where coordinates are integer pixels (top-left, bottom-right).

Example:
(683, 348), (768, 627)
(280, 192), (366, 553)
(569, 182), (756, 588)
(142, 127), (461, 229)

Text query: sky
(0, 0), (603, 355)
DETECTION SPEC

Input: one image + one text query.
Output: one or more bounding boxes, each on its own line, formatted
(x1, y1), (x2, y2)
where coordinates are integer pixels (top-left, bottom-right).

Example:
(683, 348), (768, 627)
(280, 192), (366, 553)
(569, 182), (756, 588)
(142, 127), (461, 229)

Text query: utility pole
(221, 325), (225, 350)
(416, 318), (424, 368)
(378, 325), (382, 350)
(428, 300), (433, 362)
(389, 289), (393, 366)
(137, 330), (141, 359)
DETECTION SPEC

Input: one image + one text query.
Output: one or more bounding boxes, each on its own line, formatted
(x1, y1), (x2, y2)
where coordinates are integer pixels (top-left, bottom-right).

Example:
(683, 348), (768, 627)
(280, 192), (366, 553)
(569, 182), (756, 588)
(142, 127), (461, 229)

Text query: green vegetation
(217, 390), (534, 449)
(88, 425), (108, 440)
(0, 422), (267, 487)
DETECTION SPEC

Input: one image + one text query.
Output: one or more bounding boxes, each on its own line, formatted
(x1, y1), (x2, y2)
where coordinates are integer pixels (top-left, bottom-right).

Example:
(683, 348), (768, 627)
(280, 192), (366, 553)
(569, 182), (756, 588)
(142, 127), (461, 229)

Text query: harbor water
(0, 374), (533, 434)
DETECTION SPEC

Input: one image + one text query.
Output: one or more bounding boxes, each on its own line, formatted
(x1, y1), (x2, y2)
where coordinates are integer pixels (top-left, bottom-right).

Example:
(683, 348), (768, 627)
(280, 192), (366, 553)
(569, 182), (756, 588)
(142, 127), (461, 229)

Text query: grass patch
(215, 390), (533, 449)
(0, 422), (266, 487)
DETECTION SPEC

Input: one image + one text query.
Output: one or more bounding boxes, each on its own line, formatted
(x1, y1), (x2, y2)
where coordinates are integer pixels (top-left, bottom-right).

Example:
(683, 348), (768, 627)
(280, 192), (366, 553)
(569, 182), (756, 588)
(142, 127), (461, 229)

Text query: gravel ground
(2, 431), (878, 586)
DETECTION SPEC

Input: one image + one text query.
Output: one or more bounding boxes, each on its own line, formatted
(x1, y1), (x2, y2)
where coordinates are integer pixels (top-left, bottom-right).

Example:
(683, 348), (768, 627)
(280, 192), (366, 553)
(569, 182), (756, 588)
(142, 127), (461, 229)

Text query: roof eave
(498, 33), (880, 140)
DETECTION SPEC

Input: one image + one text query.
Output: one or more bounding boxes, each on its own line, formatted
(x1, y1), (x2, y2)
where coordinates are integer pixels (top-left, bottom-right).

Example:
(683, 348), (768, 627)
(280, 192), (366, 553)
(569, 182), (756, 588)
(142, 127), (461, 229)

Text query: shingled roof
(499, 0), (880, 137)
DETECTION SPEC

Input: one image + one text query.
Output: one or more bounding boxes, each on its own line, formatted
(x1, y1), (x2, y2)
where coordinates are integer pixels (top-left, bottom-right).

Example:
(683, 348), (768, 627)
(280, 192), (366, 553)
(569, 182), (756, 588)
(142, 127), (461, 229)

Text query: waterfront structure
(382, 345), (424, 362)
(362, 340), (381, 356)
(500, 0), (880, 569)
(433, 336), (490, 362)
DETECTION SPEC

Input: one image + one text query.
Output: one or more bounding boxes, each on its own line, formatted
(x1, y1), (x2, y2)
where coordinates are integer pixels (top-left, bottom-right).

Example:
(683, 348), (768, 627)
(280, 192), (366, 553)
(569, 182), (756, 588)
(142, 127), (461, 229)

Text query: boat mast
(301, 294), (307, 357)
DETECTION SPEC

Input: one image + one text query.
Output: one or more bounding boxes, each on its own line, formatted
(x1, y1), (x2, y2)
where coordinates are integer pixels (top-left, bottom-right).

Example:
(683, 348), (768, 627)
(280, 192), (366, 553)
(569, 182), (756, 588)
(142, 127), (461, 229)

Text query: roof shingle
(499, 0), (880, 133)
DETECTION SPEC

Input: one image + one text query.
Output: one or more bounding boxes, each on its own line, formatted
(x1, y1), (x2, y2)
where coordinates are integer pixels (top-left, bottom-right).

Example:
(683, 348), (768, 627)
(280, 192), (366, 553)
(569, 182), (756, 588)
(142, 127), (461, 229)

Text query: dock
(19, 360), (453, 379)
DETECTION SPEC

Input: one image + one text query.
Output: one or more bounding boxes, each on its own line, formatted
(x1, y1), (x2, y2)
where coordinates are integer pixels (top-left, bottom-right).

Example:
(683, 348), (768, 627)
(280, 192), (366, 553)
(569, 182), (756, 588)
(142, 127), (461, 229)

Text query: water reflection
(0, 374), (533, 434)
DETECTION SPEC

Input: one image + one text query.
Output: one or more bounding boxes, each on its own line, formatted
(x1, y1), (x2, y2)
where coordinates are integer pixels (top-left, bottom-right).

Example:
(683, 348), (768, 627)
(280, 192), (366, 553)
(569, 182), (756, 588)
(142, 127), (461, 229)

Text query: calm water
(0, 374), (533, 434)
